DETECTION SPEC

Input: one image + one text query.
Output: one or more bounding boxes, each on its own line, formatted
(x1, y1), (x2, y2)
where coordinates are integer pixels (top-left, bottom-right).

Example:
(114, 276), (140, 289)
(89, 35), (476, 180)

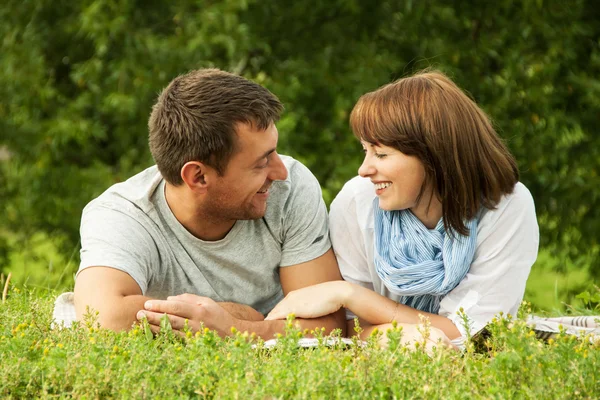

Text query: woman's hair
(350, 70), (519, 236)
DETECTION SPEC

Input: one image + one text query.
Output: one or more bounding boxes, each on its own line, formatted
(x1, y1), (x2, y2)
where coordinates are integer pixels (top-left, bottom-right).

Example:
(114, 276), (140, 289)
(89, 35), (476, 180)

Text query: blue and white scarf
(373, 198), (478, 314)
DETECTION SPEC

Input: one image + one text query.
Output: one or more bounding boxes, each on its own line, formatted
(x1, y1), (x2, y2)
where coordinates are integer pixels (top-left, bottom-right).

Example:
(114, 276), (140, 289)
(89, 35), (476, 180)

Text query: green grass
(1, 288), (599, 399)
(525, 248), (594, 312)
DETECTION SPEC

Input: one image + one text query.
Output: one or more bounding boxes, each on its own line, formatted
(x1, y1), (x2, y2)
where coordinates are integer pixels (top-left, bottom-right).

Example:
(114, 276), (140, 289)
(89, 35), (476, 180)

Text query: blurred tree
(0, 0), (598, 285)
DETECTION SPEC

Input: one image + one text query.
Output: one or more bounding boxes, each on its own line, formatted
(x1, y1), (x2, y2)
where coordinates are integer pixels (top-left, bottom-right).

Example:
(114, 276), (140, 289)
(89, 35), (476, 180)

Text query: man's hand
(138, 294), (242, 337)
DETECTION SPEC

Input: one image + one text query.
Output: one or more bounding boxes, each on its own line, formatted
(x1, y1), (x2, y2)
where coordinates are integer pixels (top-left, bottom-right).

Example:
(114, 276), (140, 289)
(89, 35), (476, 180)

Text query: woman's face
(358, 141), (427, 212)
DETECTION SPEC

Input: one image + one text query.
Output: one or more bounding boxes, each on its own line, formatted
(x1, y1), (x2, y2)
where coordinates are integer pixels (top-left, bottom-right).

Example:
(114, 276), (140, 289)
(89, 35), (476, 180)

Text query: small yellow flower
(43, 348), (49, 356)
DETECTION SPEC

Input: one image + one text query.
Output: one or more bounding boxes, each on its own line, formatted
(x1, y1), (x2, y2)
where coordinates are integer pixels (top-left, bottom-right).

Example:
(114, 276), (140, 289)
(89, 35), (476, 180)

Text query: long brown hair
(350, 70), (519, 236)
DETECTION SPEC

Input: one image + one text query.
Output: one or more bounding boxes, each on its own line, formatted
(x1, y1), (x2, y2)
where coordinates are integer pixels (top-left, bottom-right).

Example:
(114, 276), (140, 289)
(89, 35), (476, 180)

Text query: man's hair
(350, 70), (519, 236)
(148, 69), (283, 184)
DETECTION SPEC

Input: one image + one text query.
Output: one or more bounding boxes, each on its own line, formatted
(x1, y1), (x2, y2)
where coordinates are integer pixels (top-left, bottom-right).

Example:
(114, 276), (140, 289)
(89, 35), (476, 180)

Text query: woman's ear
(180, 161), (209, 192)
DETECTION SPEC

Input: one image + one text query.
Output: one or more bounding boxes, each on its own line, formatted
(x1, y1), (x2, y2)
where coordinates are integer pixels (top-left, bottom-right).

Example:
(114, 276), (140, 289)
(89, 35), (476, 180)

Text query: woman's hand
(265, 281), (352, 320)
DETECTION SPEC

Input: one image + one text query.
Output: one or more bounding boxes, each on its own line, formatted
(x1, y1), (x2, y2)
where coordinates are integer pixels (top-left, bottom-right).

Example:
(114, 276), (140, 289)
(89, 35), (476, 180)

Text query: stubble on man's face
(203, 182), (269, 222)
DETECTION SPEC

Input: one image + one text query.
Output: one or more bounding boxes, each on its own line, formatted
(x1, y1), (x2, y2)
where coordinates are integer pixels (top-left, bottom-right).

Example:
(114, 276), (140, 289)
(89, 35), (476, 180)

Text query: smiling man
(66, 69), (345, 337)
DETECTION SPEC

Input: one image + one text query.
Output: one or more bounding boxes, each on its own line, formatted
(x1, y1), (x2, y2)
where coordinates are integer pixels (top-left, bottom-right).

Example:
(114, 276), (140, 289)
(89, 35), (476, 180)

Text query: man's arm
(74, 267), (148, 331)
(75, 267), (265, 330)
(140, 248), (347, 338)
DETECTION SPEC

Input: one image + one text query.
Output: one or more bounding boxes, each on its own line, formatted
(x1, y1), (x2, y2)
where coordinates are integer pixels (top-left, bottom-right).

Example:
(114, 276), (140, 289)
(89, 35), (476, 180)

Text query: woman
(266, 70), (539, 349)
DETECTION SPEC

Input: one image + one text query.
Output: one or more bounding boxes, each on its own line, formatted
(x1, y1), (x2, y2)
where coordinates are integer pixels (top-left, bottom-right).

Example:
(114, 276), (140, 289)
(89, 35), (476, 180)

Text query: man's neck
(164, 183), (235, 242)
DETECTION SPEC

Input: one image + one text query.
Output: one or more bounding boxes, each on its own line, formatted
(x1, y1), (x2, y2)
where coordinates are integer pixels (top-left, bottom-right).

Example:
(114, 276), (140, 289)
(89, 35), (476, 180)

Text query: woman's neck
(410, 193), (443, 230)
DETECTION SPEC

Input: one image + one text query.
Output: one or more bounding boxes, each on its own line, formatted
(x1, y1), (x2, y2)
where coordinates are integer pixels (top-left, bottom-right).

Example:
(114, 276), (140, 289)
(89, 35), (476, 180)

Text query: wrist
(337, 281), (355, 308)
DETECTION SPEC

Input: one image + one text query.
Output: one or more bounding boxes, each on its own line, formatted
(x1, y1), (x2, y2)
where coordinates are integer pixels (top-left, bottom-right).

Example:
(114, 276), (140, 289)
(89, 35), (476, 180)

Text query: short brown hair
(148, 69), (283, 184)
(350, 70), (519, 236)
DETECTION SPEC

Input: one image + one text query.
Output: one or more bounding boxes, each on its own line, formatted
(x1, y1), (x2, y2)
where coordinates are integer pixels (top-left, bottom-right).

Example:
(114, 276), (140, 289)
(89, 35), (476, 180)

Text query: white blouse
(329, 176), (539, 346)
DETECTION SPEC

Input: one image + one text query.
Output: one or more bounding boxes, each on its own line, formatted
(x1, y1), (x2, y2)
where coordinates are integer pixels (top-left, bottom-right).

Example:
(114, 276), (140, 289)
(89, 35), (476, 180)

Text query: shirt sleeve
(78, 201), (159, 294)
(329, 180), (373, 289)
(279, 162), (331, 267)
(439, 183), (540, 345)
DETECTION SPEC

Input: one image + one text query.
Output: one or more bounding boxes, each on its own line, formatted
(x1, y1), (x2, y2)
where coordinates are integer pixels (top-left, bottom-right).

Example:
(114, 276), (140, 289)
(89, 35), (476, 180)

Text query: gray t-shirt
(78, 155), (331, 315)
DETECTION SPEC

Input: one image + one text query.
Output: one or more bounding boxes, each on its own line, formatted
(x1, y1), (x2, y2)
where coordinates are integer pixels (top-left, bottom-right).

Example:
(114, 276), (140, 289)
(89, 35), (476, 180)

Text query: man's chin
(238, 204), (267, 220)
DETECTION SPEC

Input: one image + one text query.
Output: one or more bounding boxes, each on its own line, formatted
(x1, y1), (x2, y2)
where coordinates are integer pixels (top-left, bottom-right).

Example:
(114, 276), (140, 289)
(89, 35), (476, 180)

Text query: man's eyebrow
(254, 148), (276, 164)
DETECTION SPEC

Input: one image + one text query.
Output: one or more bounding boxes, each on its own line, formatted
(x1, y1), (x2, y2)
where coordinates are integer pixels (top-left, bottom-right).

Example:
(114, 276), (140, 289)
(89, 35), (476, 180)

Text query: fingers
(167, 293), (214, 305)
(264, 304), (288, 320)
(137, 310), (190, 331)
(147, 323), (186, 338)
(144, 299), (195, 317)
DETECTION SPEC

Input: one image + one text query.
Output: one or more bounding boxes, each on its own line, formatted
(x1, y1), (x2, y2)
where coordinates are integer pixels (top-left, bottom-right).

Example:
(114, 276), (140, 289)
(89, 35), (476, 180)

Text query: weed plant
(1, 287), (599, 399)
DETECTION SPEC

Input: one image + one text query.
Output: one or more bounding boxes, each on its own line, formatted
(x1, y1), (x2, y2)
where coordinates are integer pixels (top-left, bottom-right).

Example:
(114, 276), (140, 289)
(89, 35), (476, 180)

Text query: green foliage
(1, 288), (599, 398)
(576, 287), (600, 311)
(1, 0), (599, 280)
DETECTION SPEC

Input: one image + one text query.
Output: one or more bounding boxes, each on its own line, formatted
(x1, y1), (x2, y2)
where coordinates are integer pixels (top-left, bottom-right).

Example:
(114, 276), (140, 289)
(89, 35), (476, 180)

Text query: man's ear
(180, 161), (211, 192)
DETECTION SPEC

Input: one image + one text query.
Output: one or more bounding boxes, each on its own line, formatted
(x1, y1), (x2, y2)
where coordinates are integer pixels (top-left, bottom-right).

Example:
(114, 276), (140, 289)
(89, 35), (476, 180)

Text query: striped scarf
(373, 198), (478, 314)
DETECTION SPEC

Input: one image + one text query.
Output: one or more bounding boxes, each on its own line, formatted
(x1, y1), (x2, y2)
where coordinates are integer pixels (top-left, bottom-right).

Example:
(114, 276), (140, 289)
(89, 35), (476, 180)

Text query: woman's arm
(266, 280), (461, 339)
(342, 283), (462, 339)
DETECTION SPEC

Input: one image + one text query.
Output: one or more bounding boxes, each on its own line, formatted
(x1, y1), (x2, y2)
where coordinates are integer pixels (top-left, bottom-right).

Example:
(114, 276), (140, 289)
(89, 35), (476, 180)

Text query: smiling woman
(266, 70), (539, 349)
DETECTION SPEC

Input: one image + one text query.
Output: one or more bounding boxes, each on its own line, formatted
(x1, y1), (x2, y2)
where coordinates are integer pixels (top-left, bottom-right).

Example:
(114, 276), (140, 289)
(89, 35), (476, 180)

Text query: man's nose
(269, 153), (288, 181)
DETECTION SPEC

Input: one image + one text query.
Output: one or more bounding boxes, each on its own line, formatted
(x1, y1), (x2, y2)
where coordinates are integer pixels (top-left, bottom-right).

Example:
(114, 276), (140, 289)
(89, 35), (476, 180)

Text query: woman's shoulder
(331, 176), (376, 212)
(479, 182), (537, 230)
(330, 176), (376, 230)
(493, 182), (535, 213)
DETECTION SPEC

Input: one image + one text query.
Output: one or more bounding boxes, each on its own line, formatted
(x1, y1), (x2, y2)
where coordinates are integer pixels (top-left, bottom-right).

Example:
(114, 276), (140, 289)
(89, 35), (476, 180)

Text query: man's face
(203, 122), (288, 221)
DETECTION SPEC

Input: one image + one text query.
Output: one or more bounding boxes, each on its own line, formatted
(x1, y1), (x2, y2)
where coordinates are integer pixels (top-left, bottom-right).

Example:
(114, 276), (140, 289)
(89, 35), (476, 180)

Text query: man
(65, 69), (345, 337)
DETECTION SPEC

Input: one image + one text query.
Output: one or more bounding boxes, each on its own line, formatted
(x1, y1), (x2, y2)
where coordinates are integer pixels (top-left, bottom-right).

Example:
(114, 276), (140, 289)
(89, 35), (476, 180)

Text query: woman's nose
(358, 156), (374, 177)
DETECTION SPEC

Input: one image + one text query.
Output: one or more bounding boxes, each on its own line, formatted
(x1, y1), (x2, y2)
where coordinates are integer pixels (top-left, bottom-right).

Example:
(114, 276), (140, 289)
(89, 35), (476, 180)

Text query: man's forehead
(231, 122), (278, 161)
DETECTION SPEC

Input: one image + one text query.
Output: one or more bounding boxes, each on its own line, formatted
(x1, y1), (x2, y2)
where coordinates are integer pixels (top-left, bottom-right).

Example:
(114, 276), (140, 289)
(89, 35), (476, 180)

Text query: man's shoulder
(279, 155), (317, 184)
(84, 165), (163, 216)
(263, 155), (324, 225)
(268, 155), (320, 197)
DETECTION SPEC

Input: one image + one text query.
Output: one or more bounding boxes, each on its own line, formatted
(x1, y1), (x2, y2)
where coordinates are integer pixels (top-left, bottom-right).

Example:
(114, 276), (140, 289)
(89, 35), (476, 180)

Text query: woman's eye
(375, 153), (387, 159)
